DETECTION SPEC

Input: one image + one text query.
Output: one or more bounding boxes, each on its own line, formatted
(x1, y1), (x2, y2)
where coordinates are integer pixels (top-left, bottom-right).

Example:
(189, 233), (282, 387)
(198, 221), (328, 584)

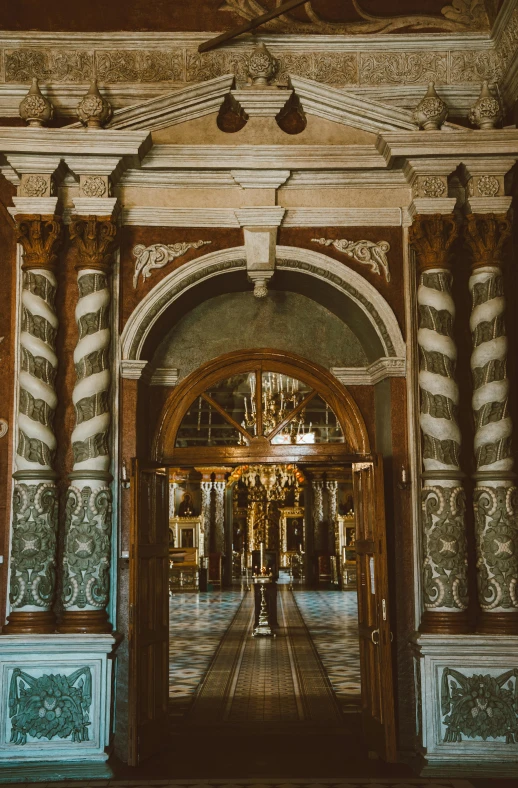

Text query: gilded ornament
(413, 82), (448, 130)
(77, 80), (112, 129)
(19, 78), (54, 128)
(247, 43), (278, 85)
(469, 81), (502, 129)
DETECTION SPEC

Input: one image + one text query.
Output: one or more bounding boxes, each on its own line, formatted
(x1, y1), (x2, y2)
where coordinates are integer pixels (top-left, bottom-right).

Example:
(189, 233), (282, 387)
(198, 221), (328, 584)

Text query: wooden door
(353, 455), (396, 762)
(129, 460), (170, 765)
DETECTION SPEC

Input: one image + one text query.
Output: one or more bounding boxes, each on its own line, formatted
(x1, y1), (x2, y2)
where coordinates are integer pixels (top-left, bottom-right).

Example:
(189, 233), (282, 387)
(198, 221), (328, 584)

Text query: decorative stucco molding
(332, 357), (406, 385)
(312, 237), (391, 282)
(120, 245), (405, 363)
(132, 240), (212, 288)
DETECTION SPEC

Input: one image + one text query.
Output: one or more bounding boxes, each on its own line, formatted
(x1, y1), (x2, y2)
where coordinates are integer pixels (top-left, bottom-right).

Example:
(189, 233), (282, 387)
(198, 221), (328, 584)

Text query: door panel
(353, 455), (396, 762)
(129, 460), (169, 765)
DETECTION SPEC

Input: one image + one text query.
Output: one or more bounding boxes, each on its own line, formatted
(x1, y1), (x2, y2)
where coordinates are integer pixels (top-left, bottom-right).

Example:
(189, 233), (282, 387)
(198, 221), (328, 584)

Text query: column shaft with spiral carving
(312, 479), (324, 552)
(465, 213), (518, 634)
(200, 481), (213, 558)
(6, 215), (62, 634)
(327, 480), (338, 555)
(213, 481), (226, 555)
(60, 215), (118, 634)
(410, 214), (470, 634)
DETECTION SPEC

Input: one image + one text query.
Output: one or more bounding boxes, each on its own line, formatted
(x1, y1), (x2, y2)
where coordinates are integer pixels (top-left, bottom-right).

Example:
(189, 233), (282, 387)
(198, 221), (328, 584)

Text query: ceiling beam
(198, 0), (309, 53)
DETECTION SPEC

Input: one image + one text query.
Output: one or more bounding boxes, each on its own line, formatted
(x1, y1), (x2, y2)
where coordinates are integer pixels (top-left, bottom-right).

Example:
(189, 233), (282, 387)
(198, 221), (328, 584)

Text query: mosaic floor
(292, 588), (361, 711)
(169, 588), (245, 717)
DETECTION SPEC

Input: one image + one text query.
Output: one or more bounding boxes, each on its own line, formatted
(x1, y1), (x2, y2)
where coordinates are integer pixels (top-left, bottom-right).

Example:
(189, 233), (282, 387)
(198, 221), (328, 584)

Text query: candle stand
(252, 575), (276, 637)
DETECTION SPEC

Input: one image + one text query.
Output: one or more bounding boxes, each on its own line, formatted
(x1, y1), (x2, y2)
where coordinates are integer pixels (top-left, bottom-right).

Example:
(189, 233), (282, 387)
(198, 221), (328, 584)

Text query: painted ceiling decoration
(0, 0), (502, 33)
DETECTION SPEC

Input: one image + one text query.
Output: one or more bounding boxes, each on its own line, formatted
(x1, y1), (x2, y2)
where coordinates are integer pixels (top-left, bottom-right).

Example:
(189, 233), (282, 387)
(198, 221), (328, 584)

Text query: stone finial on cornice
(468, 81), (502, 130)
(247, 43), (278, 86)
(19, 78), (54, 128)
(413, 82), (448, 130)
(77, 80), (113, 129)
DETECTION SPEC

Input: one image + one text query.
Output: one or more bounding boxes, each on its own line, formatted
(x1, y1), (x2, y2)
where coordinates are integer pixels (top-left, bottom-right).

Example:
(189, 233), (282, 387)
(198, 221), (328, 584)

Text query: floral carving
(62, 486), (112, 610)
(6, 49), (93, 82)
(441, 668), (518, 743)
(81, 176), (107, 198)
(133, 241), (212, 288)
(96, 50), (183, 83)
(451, 51), (503, 83)
(10, 483), (58, 610)
(359, 52), (447, 86)
(421, 176), (446, 198)
(476, 175), (500, 197)
(77, 81), (112, 128)
(247, 43), (277, 85)
(22, 175), (50, 198)
(474, 486), (518, 611)
(413, 82), (448, 129)
(312, 237), (391, 282)
(9, 667), (92, 745)
(422, 486), (468, 610)
(19, 79), (54, 128)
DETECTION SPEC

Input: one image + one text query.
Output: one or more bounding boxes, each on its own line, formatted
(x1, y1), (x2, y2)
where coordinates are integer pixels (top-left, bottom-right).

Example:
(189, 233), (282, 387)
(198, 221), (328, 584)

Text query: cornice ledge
(408, 198), (457, 217)
(377, 130), (518, 163)
(8, 197), (59, 218)
(282, 208), (403, 227)
(71, 197), (120, 219)
(0, 128), (152, 158)
(122, 207), (240, 227)
(234, 207), (286, 227)
(103, 75), (235, 132)
(148, 368), (180, 386)
(120, 359), (148, 380)
(465, 196), (513, 214)
(231, 169), (291, 189)
(289, 74), (417, 135)
(332, 357), (406, 386)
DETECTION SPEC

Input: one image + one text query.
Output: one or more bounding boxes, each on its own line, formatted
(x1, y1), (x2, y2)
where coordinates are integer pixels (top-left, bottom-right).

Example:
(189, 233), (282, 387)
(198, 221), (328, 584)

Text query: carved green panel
(9, 667), (92, 745)
(441, 668), (518, 743)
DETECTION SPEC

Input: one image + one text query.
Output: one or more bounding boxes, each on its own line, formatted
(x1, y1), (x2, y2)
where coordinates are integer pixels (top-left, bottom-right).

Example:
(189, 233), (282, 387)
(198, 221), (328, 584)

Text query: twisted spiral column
(60, 215), (118, 634)
(213, 481), (226, 555)
(312, 479), (324, 552)
(465, 213), (518, 633)
(200, 481), (213, 558)
(410, 214), (469, 634)
(326, 480), (338, 554)
(6, 216), (62, 634)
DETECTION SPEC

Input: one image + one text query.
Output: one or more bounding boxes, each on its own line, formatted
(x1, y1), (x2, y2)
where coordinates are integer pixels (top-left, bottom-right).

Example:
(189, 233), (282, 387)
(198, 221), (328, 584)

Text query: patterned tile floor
(169, 588), (245, 717)
(292, 588), (361, 711)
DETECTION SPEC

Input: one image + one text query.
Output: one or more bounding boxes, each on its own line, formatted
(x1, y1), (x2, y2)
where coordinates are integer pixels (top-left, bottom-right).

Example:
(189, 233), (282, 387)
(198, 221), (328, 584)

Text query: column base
(59, 609), (112, 634)
(3, 610), (56, 635)
(477, 611), (518, 635)
(419, 610), (470, 635)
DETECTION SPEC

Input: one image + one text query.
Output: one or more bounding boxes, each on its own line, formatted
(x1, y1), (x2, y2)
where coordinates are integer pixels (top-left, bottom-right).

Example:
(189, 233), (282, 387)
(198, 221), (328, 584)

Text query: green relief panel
(9, 667), (92, 745)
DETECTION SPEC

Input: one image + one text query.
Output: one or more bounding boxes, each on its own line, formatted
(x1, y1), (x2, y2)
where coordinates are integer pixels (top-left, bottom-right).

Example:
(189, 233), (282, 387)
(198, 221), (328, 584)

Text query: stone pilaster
(200, 481), (212, 557)
(410, 213), (470, 634)
(60, 213), (118, 634)
(464, 213), (518, 634)
(6, 215), (63, 634)
(326, 480), (338, 554)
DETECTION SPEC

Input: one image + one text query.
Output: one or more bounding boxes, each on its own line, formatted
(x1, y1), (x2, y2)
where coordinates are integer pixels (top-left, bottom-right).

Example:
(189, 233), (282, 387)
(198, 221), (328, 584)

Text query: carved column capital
(15, 214), (63, 272)
(464, 213), (512, 271)
(69, 215), (118, 273)
(409, 213), (460, 273)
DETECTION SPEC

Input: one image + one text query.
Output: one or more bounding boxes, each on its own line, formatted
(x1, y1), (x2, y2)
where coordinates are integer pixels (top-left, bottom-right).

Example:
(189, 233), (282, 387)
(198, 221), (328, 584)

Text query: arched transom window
(176, 371), (344, 448)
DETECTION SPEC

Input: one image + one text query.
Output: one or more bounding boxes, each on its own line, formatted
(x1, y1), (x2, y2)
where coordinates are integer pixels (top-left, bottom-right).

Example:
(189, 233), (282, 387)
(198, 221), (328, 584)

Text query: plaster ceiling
(0, 0), (503, 33)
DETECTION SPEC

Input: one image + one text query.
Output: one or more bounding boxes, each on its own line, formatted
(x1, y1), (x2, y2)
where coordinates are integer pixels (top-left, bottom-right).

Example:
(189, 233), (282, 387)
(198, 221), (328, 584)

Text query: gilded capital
(464, 213), (511, 270)
(409, 213), (459, 272)
(16, 215), (62, 272)
(69, 215), (118, 273)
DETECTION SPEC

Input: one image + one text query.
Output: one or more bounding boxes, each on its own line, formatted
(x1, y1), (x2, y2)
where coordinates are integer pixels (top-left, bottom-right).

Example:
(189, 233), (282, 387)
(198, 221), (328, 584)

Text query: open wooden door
(353, 454), (396, 762)
(129, 460), (170, 765)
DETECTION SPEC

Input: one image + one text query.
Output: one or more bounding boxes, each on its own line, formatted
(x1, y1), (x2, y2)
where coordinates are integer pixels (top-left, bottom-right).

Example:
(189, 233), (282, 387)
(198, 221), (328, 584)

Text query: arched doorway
(128, 350), (396, 767)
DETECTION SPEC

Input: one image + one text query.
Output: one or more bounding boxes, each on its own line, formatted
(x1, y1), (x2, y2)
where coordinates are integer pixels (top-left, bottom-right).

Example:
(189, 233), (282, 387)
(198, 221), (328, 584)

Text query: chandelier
(242, 372), (313, 442)
(229, 464), (305, 502)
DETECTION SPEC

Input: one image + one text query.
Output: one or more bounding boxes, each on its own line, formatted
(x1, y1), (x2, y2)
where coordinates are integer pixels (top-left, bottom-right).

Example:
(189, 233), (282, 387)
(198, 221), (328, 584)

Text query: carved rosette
(312, 479), (324, 551)
(200, 481), (212, 557)
(410, 214), (469, 627)
(61, 216), (117, 631)
(213, 481), (226, 554)
(465, 214), (517, 623)
(7, 217), (62, 629)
